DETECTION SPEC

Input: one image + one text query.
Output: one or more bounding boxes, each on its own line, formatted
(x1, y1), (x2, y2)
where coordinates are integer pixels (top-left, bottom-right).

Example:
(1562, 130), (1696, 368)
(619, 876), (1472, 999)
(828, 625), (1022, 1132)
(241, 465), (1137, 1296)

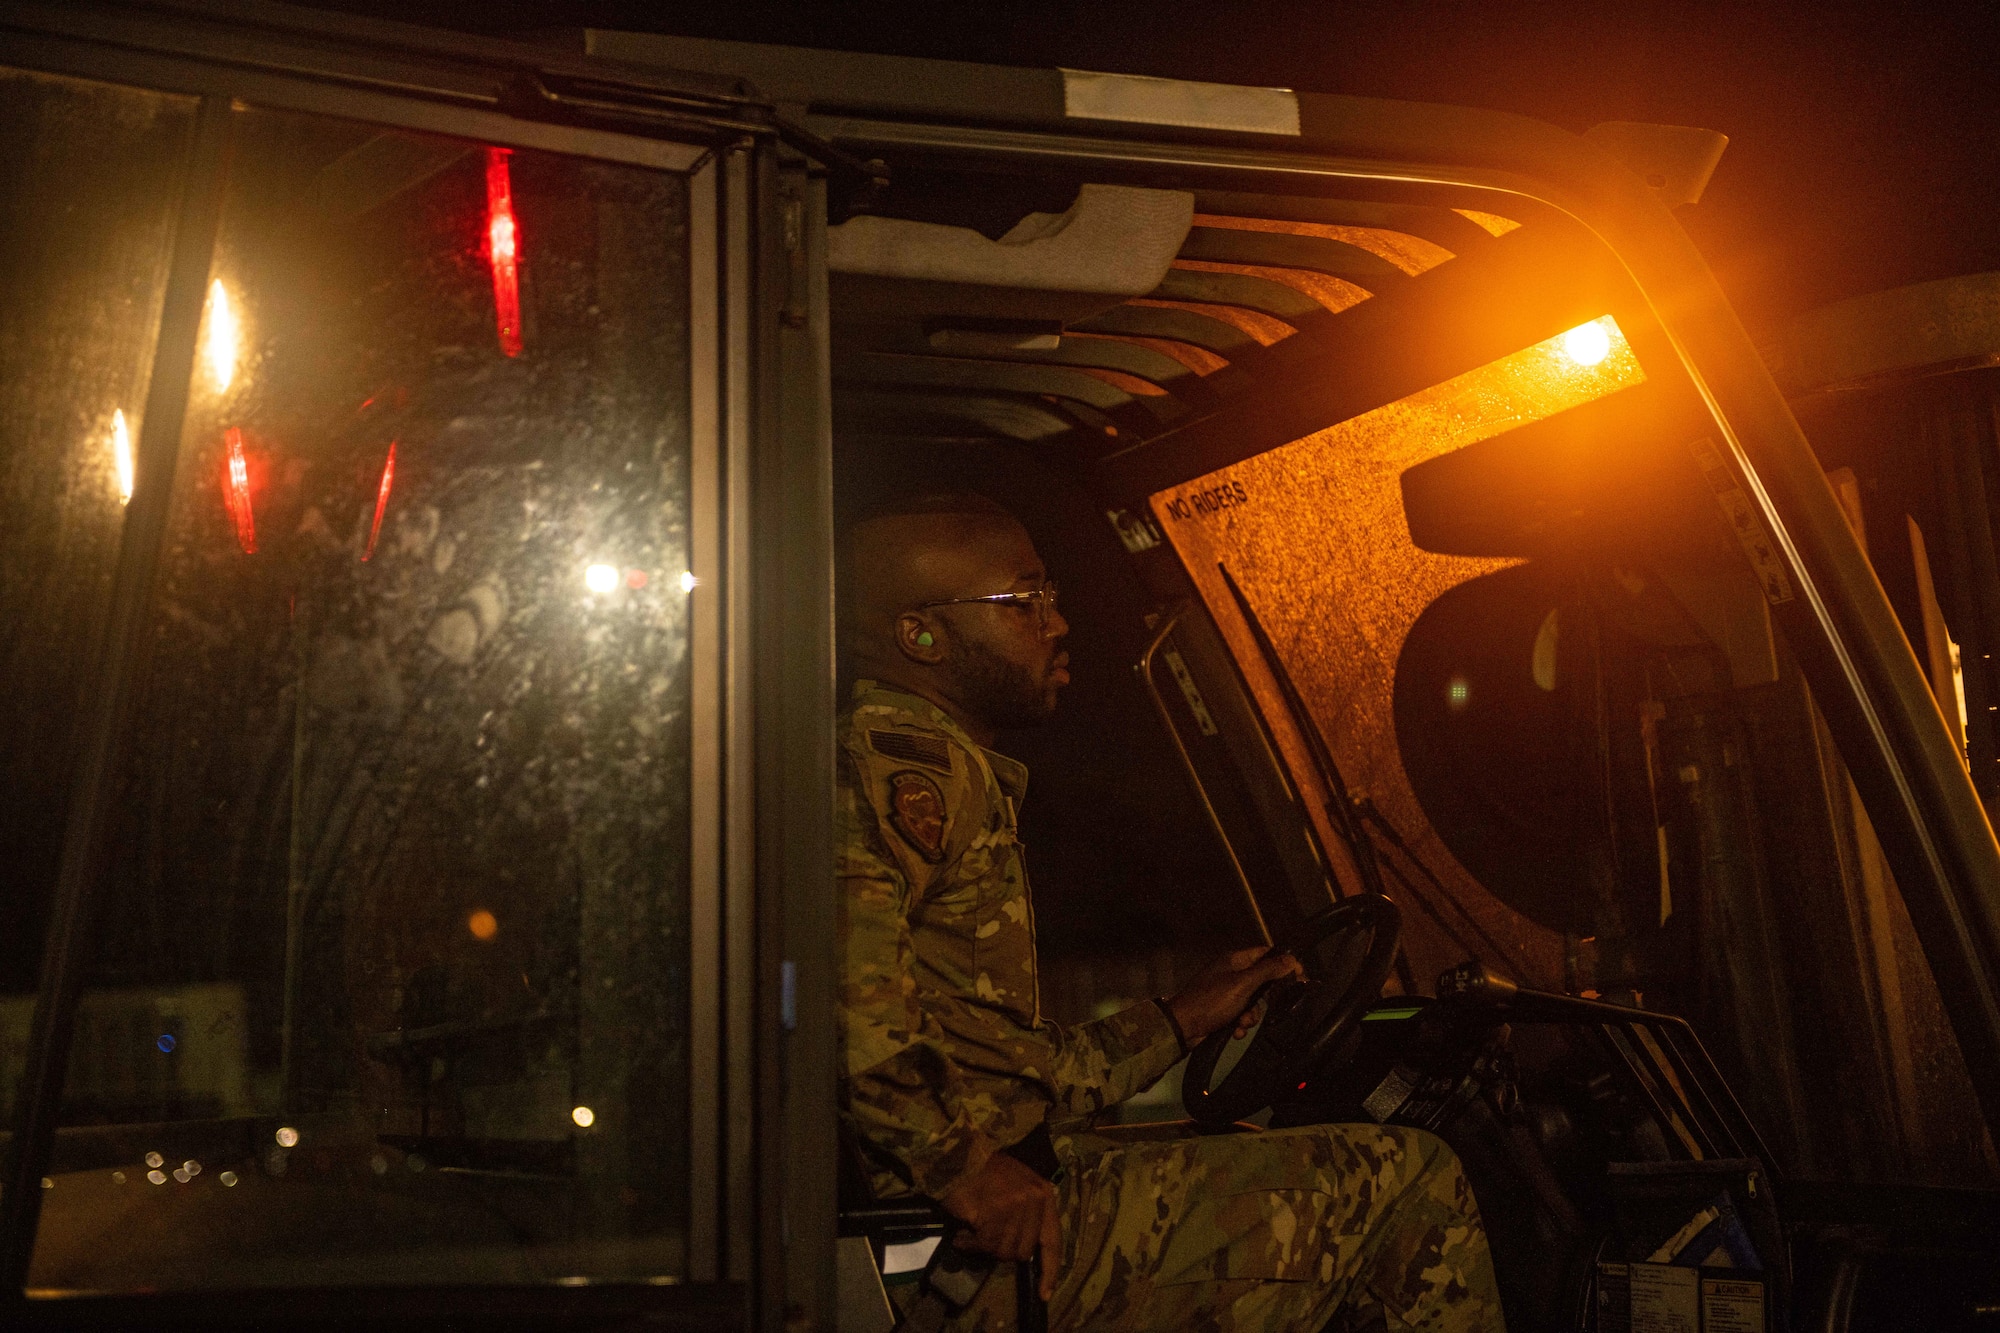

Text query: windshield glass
(1150, 314), (1997, 1187)
(1151, 317), (1643, 987)
(0, 64), (196, 1135)
(22, 104), (698, 1291)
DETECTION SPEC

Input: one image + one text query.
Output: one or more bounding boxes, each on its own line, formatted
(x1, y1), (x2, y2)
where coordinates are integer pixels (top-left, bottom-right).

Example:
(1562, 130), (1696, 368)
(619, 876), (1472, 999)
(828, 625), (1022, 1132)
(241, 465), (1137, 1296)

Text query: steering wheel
(1183, 895), (1402, 1125)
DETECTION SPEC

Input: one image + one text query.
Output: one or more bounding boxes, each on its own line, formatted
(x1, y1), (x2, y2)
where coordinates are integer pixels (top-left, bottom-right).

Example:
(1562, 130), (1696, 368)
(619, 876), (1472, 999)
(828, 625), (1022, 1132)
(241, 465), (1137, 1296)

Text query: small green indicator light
(1363, 1005), (1425, 1021)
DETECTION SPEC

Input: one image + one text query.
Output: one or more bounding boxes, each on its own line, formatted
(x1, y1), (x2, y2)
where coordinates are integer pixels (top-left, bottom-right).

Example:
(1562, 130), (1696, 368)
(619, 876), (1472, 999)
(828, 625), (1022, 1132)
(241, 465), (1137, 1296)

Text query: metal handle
(1136, 602), (1271, 946)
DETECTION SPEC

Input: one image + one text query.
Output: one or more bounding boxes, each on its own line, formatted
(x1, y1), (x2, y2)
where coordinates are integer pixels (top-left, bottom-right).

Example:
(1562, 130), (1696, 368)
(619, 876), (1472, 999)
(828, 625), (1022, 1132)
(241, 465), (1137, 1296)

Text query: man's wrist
(1155, 997), (1189, 1054)
(916, 1128), (1001, 1204)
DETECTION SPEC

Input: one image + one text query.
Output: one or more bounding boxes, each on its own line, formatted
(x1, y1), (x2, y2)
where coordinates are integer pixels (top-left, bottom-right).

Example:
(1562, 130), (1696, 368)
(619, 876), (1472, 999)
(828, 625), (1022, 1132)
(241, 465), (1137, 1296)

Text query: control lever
(913, 1126), (1057, 1331)
(1436, 961), (1519, 1005)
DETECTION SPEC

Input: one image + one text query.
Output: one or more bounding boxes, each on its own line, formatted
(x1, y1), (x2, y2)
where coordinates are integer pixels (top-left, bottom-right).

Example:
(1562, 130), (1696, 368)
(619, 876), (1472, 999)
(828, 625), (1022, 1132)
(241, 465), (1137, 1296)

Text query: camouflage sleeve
(836, 750), (1000, 1198)
(1045, 999), (1185, 1117)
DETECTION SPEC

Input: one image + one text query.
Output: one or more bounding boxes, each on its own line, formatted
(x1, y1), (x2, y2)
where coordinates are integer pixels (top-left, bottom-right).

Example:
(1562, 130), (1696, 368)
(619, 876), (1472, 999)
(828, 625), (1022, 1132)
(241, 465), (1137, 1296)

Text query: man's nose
(1043, 604), (1069, 640)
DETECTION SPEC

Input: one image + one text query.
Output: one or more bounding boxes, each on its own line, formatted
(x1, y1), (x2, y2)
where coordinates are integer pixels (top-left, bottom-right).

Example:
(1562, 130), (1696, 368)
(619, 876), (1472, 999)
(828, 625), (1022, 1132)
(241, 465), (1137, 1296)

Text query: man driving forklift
(836, 493), (1506, 1331)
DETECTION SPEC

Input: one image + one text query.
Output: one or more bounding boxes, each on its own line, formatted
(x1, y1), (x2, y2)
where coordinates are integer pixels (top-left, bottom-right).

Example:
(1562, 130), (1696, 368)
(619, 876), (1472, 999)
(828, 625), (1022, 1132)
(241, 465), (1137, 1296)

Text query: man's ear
(895, 612), (947, 664)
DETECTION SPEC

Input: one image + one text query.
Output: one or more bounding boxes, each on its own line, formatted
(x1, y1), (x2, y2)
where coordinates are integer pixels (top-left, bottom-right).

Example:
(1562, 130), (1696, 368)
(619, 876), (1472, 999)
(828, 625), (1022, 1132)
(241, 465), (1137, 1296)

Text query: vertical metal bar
(1940, 400), (2000, 806)
(772, 162), (838, 1332)
(1660, 1019), (1778, 1169)
(720, 143), (757, 1283)
(685, 155), (723, 1284)
(0, 94), (234, 1293)
(1626, 1022), (1724, 1152)
(1600, 1025), (1705, 1160)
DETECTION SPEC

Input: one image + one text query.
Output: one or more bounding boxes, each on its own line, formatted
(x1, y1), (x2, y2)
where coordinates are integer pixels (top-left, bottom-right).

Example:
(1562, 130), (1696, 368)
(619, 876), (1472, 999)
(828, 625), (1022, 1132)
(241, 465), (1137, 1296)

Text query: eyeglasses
(916, 581), (1061, 634)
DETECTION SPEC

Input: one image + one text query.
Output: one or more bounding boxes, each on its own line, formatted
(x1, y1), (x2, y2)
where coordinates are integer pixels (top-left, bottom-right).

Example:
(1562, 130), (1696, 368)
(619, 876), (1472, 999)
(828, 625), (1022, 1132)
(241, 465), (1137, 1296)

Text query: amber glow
(468, 909), (499, 941)
(1453, 209), (1523, 237)
(1192, 213), (1456, 276)
(202, 279), (239, 393)
(1171, 258), (1372, 316)
(1065, 332), (1229, 377)
(1072, 366), (1170, 397)
(111, 409), (134, 504)
(1127, 297), (1293, 347)
(1150, 317), (1642, 988)
(1561, 319), (1614, 367)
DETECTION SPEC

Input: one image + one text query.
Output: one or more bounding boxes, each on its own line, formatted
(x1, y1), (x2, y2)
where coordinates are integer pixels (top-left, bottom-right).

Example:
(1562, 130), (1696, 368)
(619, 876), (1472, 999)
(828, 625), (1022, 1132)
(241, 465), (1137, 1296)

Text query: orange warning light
(1560, 319), (1613, 367)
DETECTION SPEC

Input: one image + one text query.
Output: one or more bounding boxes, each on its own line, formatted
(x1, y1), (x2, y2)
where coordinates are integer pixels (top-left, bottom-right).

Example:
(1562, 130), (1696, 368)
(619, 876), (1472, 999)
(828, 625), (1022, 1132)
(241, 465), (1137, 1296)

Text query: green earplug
(917, 631), (934, 647)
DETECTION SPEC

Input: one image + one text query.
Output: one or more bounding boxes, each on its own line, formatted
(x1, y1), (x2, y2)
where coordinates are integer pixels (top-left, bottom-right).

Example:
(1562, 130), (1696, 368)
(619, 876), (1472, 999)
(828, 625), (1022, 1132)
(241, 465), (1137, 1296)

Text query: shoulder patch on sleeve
(869, 728), (954, 774)
(887, 770), (948, 863)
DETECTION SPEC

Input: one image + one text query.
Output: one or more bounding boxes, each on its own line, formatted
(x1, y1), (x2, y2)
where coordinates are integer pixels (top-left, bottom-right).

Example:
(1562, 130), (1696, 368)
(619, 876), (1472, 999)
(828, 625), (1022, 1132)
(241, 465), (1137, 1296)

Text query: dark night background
(307, 0), (2000, 993)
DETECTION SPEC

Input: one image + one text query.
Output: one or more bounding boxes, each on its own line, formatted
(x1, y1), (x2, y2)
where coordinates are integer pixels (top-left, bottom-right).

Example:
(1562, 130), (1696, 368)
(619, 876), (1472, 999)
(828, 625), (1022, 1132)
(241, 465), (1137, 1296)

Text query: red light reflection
(362, 440), (397, 562)
(222, 426), (257, 554)
(485, 147), (523, 357)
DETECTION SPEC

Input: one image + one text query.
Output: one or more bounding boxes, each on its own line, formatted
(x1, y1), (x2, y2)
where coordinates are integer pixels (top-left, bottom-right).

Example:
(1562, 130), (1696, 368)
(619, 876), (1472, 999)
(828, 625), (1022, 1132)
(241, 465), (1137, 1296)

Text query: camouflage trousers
(939, 1121), (1506, 1332)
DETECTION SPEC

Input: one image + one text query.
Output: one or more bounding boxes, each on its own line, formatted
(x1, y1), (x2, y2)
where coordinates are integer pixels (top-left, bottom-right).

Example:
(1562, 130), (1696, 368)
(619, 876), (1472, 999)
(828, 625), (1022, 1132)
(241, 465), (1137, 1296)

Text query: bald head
(844, 507), (1026, 638)
(840, 494), (1070, 743)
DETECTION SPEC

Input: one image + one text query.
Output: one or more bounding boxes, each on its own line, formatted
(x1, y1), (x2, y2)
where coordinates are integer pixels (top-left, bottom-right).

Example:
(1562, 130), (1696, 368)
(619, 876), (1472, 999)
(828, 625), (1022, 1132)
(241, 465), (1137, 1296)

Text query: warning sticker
(1597, 1262), (1632, 1333)
(1630, 1262), (1699, 1333)
(1163, 649), (1219, 736)
(1687, 436), (1795, 605)
(1702, 1277), (1766, 1332)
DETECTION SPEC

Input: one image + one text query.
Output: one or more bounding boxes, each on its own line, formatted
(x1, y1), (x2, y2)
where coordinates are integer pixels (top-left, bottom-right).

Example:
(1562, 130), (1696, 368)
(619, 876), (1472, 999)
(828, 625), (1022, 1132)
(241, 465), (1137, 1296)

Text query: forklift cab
(0, 4), (1997, 1329)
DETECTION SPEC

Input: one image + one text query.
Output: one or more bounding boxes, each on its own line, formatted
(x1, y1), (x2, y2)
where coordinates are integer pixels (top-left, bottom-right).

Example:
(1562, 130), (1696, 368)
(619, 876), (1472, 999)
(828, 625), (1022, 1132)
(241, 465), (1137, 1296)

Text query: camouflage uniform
(838, 681), (1506, 1331)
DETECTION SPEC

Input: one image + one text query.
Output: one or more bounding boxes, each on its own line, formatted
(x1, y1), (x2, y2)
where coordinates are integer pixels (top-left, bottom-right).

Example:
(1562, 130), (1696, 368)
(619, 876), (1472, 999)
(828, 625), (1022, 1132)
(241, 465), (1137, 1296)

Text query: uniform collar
(852, 679), (1030, 804)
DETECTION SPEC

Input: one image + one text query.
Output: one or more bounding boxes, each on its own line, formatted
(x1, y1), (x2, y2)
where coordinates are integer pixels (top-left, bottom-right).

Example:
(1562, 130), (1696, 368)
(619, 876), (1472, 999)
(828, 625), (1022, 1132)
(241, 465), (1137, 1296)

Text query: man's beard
(949, 636), (1059, 730)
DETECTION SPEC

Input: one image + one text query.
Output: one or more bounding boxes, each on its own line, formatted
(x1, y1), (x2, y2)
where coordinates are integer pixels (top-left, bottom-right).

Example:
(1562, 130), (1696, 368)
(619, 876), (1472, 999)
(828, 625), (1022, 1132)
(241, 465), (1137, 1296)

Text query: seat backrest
(837, 1119), (878, 1212)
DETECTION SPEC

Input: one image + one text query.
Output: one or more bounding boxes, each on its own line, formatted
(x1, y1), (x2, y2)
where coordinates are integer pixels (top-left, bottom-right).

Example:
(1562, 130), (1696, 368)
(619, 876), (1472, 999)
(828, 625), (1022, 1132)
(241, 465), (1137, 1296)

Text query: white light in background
(678, 570), (697, 594)
(584, 563), (620, 595)
(571, 1105), (596, 1128)
(274, 1126), (299, 1148)
(1559, 320), (1612, 367)
(111, 409), (134, 504)
(203, 279), (240, 392)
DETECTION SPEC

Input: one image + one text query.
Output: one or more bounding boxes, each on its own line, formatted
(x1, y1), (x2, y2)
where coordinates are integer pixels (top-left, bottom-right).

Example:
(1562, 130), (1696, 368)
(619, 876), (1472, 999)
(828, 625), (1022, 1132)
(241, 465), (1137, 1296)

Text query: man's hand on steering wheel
(939, 1151), (1063, 1300)
(1167, 946), (1306, 1047)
